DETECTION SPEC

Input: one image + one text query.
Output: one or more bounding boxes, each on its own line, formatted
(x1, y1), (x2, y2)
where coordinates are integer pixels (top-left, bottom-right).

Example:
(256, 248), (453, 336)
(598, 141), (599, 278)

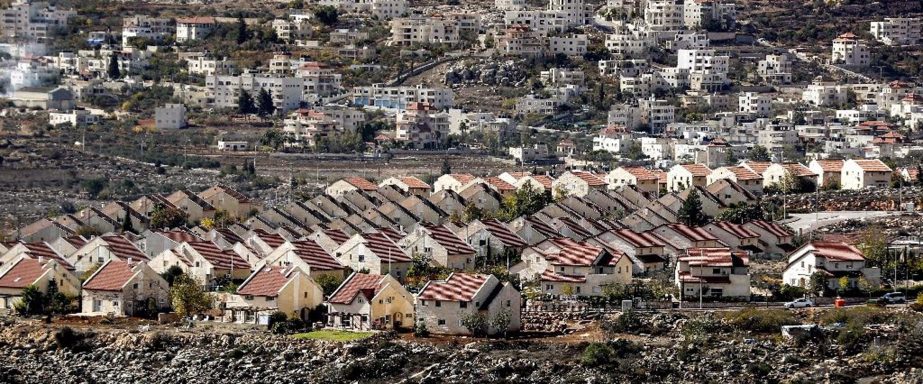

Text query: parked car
(784, 298), (814, 308)
(879, 292), (907, 304)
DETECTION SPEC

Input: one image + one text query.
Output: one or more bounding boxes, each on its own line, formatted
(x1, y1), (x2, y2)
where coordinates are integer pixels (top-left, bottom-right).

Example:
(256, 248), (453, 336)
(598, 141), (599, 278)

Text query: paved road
(787, 211), (902, 233)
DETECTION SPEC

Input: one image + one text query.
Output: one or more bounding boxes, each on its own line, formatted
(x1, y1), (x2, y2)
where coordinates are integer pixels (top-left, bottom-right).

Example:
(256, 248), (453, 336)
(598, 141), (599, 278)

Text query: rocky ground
(3, 308), (923, 384)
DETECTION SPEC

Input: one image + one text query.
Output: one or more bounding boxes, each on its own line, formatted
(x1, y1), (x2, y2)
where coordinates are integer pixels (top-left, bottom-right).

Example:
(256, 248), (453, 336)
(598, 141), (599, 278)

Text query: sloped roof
(322, 228), (351, 245)
(237, 266), (292, 297)
(529, 175), (555, 189)
(448, 173), (477, 185)
(808, 241), (866, 262)
(23, 242), (73, 270)
(486, 177), (517, 192)
(621, 167), (658, 181)
(540, 270), (586, 283)
(343, 177), (379, 191)
(424, 224), (475, 255)
(0, 258), (45, 289)
(569, 171), (607, 186)
(725, 166), (762, 180)
(100, 235), (149, 261)
(783, 163), (816, 177)
(202, 185), (251, 204)
(399, 176), (431, 190)
(741, 161), (772, 175)
(328, 273), (384, 304)
(747, 220), (792, 238)
(83, 260), (136, 292)
(712, 221), (759, 239)
(418, 273), (488, 302)
(363, 232), (411, 262)
(554, 216), (593, 240)
(680, 247), (749, 267)
(481, 218), (528, 248)
(852, 159), (892, 173)
(159, 230), (200, 244)
(187, 241), (251, 270)
(611, 228), (666, 248)
(813, 160), (844, 173)
(290, 240), (343, 271)
(665, 223), (719, 242)
(680, 164), (712, 177)
(252, 229), (286, 249)
(525, 216), (559, 239)
(546, 237), (620, 267)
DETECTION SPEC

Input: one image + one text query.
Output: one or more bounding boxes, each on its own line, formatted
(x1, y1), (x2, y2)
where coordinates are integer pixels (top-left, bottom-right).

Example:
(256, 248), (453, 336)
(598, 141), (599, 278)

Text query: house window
(304, 292), (308, 298)
(506, 300), (511, 307)
(358, 254), (365, 262)
(712, 268), (720, 274)
(133, 283), (138, 289)
(438, 319), (446, 325)
(244, 295), (254, 300)
(435, 300), (441, 307)
(459, 301), (467, 308)
(545, 284), (553, 290)
(421, 300), (427, 306)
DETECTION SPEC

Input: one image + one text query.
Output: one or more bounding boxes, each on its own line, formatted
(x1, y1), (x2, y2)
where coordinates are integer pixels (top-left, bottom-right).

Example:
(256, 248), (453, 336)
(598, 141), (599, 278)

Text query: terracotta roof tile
(100, 235), (149, 262)
(481, 219), (528, 248)
(0, 258), (45, 289)
(813, 160), (844, 172)
(290, 240), (343, 270)
(621, 167), (658, 181)
(399, 176), (431, 190)
(328, 273), (384, 304)
(612, 228), (665, 248)
(237, 266), (292, 297)
(424, 224), (475, 255)
(852, 159), (892, 173)
(344, 177), (379, 191)
(680, 164), (712, 177)
(83, 260), (136, 292)
(680, 247), (749, 267)
(418, 272), (488, 302)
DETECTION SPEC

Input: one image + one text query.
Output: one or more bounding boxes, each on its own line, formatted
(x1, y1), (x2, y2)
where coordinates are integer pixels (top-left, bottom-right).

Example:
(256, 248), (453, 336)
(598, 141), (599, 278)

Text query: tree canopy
(678, 189), (709, 226)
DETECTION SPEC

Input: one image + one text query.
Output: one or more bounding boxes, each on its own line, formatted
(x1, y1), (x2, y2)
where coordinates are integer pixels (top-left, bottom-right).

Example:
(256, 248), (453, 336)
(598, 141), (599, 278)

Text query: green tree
(170, 274), (214, 318)
(581, 342), (615, 367)
(14, 285), (45, 315)
(747, 145), (771, 162)
(491, 309), (512, 338)
(160, 266), (185, 286)
(857, 226), (888, 266)
(260, 129), (286, 150)
(314, 5), (339, 25)
(81, 178), (108, 199)
(461, 312), (489, 337)
(314, 273), (344, 296)
(238, 90), (256, 115)
(107, 52), (120, 79)
(44, 280), (71, 315)
(235, 15), (248, 45)
(256, 88), (275, 116)
(150, 204), (188, 229)
(121, 214), (134, 234)
(716, 202), (764, 224)
(678, 189), (709, 226)
(837, 276), (850, 295)
(441, 158), (451, 175)
(809, 271), (828, 296)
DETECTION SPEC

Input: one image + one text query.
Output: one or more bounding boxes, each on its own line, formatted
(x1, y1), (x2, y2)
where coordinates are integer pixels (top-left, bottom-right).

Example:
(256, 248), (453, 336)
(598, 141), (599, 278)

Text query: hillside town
(2, 0), (923, 382)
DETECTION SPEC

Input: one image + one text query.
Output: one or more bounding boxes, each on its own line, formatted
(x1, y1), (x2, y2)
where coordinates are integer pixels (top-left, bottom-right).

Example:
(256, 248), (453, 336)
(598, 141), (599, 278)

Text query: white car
(784, 298), (814, 308)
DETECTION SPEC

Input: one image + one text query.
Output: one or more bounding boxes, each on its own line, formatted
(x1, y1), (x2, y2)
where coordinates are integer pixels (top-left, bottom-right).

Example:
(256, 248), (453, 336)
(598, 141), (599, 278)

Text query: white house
(781, 241), (881, 291)
(326, 272), (415, 330)
(517, 237), (633, 297)
(675, 247), (750, 299)
(155, 104), (187, 129)
(416, 273), (521, 336)
(840, 159), (892, 190)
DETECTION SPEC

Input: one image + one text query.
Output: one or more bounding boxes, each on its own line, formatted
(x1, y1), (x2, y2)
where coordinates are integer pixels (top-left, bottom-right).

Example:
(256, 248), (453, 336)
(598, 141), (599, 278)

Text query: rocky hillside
(1, 311), (923, 384)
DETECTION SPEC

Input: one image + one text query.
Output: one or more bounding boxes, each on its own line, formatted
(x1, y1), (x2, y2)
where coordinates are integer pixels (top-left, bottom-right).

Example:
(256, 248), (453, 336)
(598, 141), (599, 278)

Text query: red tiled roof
(418, 273), (488, 302)
(851, 159), (892, 173)
(424, 224), (475, 255)
(570, 171), (607, 186)
(323, 229), (351, 245)
(680, 164), (712, 177)
(742, 161), (772, 175)
(159, 230), (200, 243)
(747, 220), (792, 238)
(328, 273), (384, 304)
(553, 217), (593, 240)
(23, 242), (73, 270)
(200, 185), (251, 204)
(529, 175), (555, 189)
(0, 258), (45, 289)
(651, 169), (668, 184)
(63, 236), (88, 249)
(783, 163), (816, 178)
(237, 266), (291, 297)
(612, 228), (666, 248)
(813, 160), (844, 173)
(449, 173), (477, 185)
(187, 241), (251, 270)
(540, 270), (586, 283)
(101, 235), (149, 262)
(546, 237), (620, 267)
(809, 241), (866, 262)
(399, 176), (431, 190)
(215, 228), (244, 245)
(621, 167), (658, 181)
(481, 218), (528, 248)
(375, 227), (404, 242)
(343, 177), (379, 191)
(486, 177), (517, 192)
(725, 166), (762, 181)
(253, 229), (286, 249)
(363, 232), (411, 262)
(525, 216), (558, 239)
(290, 240), (343, 271)
(666, 224), (719, 242)
(712, 221), (759, 239)
(680, 247), (749, 267)
(83, 260), (136, 292)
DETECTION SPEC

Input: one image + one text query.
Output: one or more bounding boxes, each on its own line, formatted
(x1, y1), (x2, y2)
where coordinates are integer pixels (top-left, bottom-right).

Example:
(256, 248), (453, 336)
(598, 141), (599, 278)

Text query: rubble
(443, 59), (529, 87)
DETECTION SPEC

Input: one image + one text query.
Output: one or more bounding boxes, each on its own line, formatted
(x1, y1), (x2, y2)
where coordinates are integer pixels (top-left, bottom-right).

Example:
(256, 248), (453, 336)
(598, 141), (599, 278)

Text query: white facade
(155, 104), (186, 129)
(738, 92), (772, 117)
(0, 0), (75, 41)
(175, 17), (216, 43)
(352, 84), (454, 110)
(548, 34), (588, 56)
(870, 17), (921, 46)
(831, 33), (870, 67)
(121, 16), (174, 47)
(757, 54), (792, 84)
(206, 72), (304, 112)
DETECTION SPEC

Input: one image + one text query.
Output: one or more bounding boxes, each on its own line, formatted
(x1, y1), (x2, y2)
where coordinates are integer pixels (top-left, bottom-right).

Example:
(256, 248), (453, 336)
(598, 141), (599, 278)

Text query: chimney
(127, 257), (133, 265)
(38, 256), (44, 263)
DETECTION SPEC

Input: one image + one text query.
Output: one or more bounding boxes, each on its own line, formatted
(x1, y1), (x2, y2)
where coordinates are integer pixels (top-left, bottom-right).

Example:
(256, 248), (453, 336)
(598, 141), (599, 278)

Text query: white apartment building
(155, 104), (187, 129)
(175, 17), (216, 43)
(272, 18), (311, 44)
(0, 0), (75, 41)
(498, 25), (546, 56)
(548, 34), (588, 56)
(206, 72), (304, 112)
(503, 10), (570, 36)
(870, 17), (921, 46)
(296, 61), (343, 103)
(756, 124), (799, 153)
(802, 80), (849, 106)
(547, 0), (592, 26)
(319, 0), (407, 19)
(640, 96), (676, 133)
(644, 0), (684, 33)
(598, 58), (649, 78)
(592, 126), (633, 154)
(608, 103), (643, 130)
(604, 30), (650, 57)
(496, 0), (528, 10)
(738, 92), (772, 117)
(668, 31), (709, 50)
(509, 144), (551, 163)
(389, 15), (475, 46)
(121, 16), (174, 47)
(831, 32), (869, 67)
(352, 84), (454, 110)
(757, 54), (792, 84)
(683, 0), (735, 29)
(516, 94), (561, 115)
(540, 68), (585, 87)
(677, 48), (729, 72)
(394, 102), (450, 149)
(49, 109), (100, 127)
(283, 109), (342, 147)
(185, 55), (236, 76)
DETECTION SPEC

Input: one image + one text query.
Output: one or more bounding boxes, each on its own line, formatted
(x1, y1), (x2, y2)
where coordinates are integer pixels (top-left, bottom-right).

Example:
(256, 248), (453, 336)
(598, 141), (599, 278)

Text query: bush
(461, 313), (489, 337)
(54, 327), (90, 351)
(414, 320), (429, 338)
(581, 342), (616, 367)
(816, 306), (888, 327)
(723, 308), (799, 333)
(682, 315), (724, 340)
(602, 310), (643, 335)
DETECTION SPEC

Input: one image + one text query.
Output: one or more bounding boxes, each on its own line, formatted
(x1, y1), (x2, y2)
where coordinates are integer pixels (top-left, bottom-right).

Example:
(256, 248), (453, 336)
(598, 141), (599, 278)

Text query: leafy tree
(76, 225), (102, 238)
(314, 273), (344, 296)
(809, 271), (829, 296)
(160, 266), (185, 286)
(561, 284), (575, 297)
(14, 285), (45, 315)
(497, 183), (552, 221)
(414, 318), (430, 337)
(857, 276), (873, 299)
(441, 158), (451, 175)
(107, 52), (120, 79)
(857, 226), (888, 266)
(81, 178), (108, 199)
(838, 276), (850, 295)
(716, 202), (764, 224)
(121, 214), (134, 234)
(747, 145), (771, 162)
(314, 5), (339, 25)
(678, 189), (709, 226)
(150, 203), (188, 229)
(170, 274), (213, 318)
(235, 15), (248, 45)
(462, 204), (485, 223)
(44, 280), (71, 315)
(491, 309), (512, 338)
(461, 312), (489, 337)
(581, 342), (616, 367)
(237, 90), (256, 115)
(260, 129), (286, 150)
(256, 88), (275, 116)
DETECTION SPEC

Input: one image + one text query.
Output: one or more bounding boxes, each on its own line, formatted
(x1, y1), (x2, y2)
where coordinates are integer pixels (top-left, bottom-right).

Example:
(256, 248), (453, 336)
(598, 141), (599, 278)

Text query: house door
(93, 299), (101, 312)
(393, 313), (403, 328)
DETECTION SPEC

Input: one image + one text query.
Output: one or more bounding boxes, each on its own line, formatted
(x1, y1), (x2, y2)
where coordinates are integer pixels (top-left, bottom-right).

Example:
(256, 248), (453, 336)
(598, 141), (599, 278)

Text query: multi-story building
(516, 94), (562, 115)
(757, 54), (792, 84)
(319, 0), (408, 19)
(683, 0), (735, 29)
(802, 79), (849, 106)
(539, 68), (585, 87)
(644, 0), (685, 34)
(282, 106), (365, 147)
(548, 34), (588, 56)
(352, 84), (454, 110)
(782, 241), (880, 290)
(175, 17), (216, 43)
(185, 54), (236, 76)
(639, 96), (675, 133)
(296, 61), (343, 103)
(738, 92), (772, 117)
(604, 29), (650, 57)
(155, 104), (187, 129)
(394, 102), (450, 149)
(389, 14), (478, 46)
(870, 17), (921, 46)
(675, 247), (750, 299)
(0, 0), (75, 41)
(496, 0), (528, 10)
(121, 16), (174, 47)
(497, 25), (546, 56)
(547, 0), (592, 26)
(831, 32), (870, 67)
(206, 72), (304, 112)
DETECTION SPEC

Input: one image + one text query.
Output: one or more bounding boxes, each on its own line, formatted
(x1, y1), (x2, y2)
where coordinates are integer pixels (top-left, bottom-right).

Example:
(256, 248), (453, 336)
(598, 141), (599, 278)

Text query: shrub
(603, 310), (643, 335)
(682, 315), (723, 339)
(54, 327), (90, 351)
(816, 306), (888, 327)
(581, 342), (615, 367)
(414, 319), (429, 338)
(461, 313), (489, 337)
(723, 308), (799, 333)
